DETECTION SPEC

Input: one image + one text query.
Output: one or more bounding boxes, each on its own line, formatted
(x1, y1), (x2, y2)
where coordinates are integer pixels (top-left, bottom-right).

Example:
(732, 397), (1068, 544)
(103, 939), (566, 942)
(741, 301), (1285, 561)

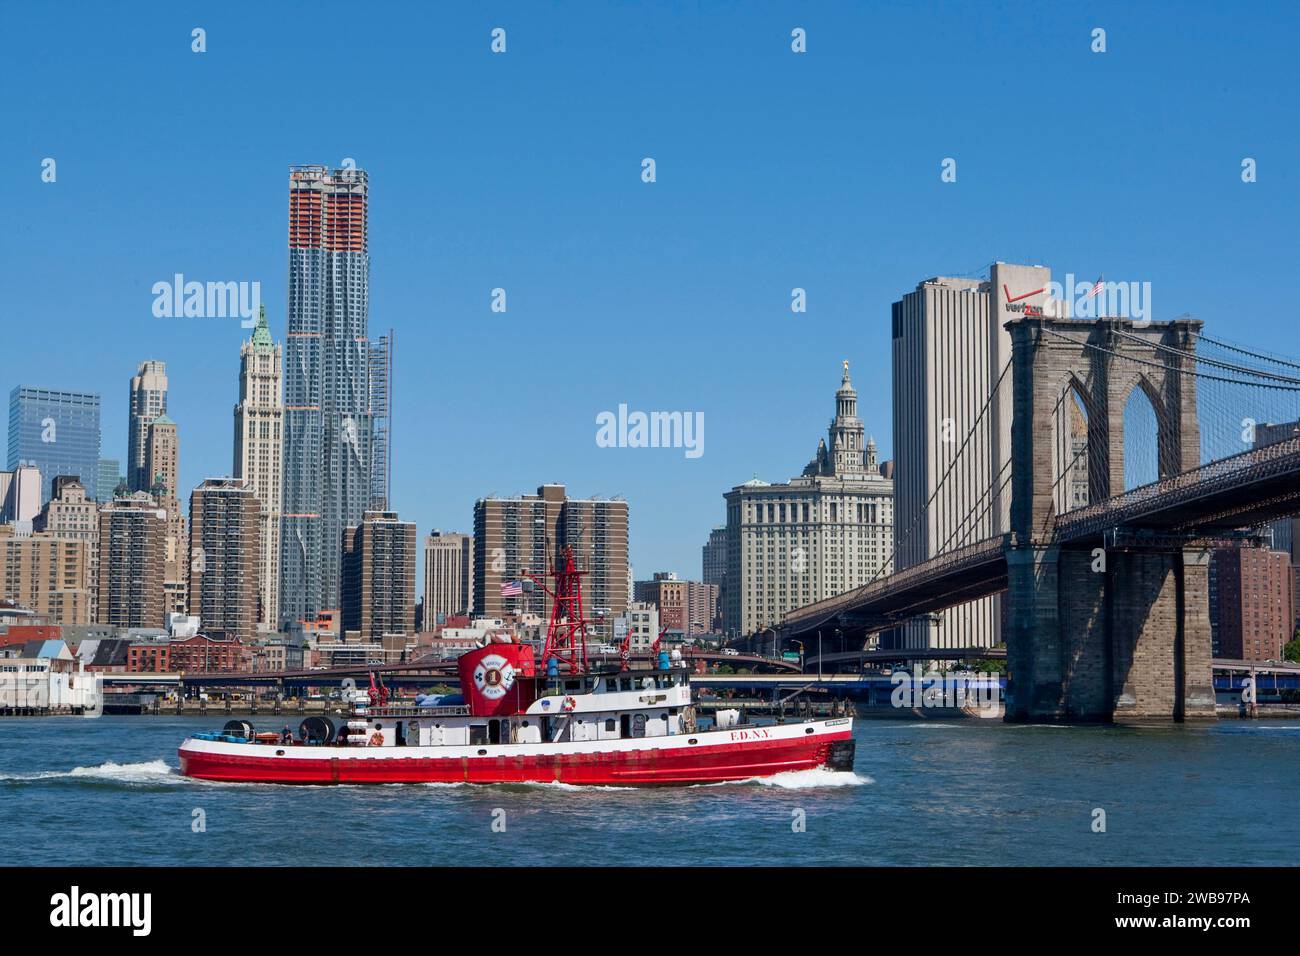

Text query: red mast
(527, 546), (591, 675)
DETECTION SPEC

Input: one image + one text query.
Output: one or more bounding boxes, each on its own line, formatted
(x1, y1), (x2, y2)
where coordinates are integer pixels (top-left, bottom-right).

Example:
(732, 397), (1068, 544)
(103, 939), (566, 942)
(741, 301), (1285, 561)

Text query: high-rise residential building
(281, 164), (374, 627)
(145, 415), (187, 616)
(559, 495), (630, 628)
(35, 476), (100, 621)
(702, 526), (727, 586)
(692, 580), (721, 635)
(188, 478), (262, 644)
(145, 416), (179, 504)
(341, 510), (417, 642)
(702, 526), (727, 631)
(0, 465), (42, 524)
(473, 484), (629, 635)
(233, 306), (284, 629)
(97, 493), (167, 629)
(723, 363), (894, 638)
(368, 332), (393, 511)
(1255, 420), (1300, 624)
(1212, 548), (1295, 662)
(7, 386), (102, 503)
(0, 523), (91, 624)
(890, 263), (1049, 649)
(97, 458), (123, 503)
(635, 571), (719, 639)
(128, 361), (168, 492)
(423, 530), (473, 625)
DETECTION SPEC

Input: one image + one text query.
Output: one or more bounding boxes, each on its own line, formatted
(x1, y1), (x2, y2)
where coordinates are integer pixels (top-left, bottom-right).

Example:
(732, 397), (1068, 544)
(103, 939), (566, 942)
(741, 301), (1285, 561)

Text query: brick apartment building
(1212, 548), (1295, 662)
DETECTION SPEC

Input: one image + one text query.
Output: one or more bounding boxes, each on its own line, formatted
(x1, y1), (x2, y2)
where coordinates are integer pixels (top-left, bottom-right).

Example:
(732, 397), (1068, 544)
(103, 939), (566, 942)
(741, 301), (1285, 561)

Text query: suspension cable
(1037, 327), (1300, 392)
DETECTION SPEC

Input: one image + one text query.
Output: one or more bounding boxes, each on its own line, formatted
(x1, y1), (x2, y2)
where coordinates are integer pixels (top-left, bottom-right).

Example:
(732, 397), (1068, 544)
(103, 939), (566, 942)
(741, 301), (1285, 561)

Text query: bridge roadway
(102, 655), (1298, 694)
(783, 436), (1300, 638)
(99, 649), (799, 690)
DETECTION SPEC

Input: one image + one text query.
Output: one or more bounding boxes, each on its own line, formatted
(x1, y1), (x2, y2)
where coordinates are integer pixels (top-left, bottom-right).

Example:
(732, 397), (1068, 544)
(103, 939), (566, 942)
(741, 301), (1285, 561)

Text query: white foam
(0, 759), (180, 784)
(1237, 725), (1300, 731)
(737, 768), (872, 789)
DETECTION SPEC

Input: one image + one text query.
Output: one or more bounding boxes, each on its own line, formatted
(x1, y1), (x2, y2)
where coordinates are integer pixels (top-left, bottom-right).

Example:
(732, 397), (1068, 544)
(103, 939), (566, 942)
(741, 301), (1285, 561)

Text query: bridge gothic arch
(1010, 316), (1202, 543)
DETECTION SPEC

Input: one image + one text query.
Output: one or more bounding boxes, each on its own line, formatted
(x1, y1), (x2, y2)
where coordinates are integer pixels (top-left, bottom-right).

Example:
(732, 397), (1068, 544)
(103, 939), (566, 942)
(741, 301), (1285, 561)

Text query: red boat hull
(179, 728), (854, 786)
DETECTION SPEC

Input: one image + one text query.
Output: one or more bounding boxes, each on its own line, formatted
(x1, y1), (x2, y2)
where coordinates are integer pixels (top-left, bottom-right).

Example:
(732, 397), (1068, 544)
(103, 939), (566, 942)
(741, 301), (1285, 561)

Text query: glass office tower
(7, 386), (102, 503)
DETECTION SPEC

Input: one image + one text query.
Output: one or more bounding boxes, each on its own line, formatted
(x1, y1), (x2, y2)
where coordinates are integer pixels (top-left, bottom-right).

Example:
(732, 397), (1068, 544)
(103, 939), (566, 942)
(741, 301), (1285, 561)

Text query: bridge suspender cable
(1037, 327), (1300, 391)
(1193, 333), (1300, 373)
(1107, 328), (1300, 386)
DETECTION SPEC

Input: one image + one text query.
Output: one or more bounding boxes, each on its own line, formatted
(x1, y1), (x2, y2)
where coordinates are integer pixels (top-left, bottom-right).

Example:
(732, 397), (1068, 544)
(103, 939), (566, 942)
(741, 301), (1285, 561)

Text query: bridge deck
(784, 436), (1300, 636)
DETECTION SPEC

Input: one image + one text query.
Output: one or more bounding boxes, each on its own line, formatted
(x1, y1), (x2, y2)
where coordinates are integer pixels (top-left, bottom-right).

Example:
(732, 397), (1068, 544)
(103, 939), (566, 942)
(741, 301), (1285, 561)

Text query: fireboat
(178, 549), (855, 786)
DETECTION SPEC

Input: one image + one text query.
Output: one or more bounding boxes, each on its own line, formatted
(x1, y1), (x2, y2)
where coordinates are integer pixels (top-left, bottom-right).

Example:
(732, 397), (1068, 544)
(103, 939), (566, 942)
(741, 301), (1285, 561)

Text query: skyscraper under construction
(280, 165), (377, 627)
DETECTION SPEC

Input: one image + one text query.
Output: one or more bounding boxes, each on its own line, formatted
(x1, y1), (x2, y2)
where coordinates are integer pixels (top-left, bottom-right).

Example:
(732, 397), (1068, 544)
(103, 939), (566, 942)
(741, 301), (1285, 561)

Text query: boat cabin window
(564, 680), (581, 693)
(470, 724), (488, 745)
(620, 677), (633, 692)
(605, 718), (616, 732)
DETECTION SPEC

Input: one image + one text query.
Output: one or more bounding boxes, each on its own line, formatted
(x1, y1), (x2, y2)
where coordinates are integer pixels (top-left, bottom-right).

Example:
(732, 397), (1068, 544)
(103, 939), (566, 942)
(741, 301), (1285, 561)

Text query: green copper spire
(251, 304), (273, 351)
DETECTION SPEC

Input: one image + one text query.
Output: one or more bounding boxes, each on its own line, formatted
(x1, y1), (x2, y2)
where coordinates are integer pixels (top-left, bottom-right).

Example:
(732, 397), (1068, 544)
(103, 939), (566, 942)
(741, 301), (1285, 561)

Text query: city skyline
(4, 2), (1297, 584)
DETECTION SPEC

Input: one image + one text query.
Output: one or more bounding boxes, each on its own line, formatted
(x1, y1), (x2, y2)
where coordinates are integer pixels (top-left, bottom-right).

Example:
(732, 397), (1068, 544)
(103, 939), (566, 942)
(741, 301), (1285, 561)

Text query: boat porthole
(805, 727), (814, 734)
(276, 749), (285, 756)
(477, 749), (487, 756)
(688, 738), (698, 745)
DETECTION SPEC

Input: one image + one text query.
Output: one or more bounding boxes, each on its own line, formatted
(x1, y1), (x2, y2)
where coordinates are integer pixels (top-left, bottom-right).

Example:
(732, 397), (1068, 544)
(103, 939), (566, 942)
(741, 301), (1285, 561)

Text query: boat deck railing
(360, 704), (472, 718)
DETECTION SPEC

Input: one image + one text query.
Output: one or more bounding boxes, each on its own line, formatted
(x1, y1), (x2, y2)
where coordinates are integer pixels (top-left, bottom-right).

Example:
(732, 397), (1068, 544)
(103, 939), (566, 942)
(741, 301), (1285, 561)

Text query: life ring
(561, 696), (577, 712)
(369, 731), (383, 747)
(473, 654), (517, 701)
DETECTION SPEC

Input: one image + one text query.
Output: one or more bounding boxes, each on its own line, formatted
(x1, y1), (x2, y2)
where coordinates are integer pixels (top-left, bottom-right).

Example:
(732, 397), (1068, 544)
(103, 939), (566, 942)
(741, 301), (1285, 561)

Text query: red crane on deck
(523, 546), (591, 675)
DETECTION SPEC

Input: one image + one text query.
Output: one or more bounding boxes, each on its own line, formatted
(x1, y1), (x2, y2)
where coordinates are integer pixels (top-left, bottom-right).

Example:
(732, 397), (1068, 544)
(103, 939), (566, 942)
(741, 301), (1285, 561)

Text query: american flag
(1085, 274), (1104, 298)
(500, 579), (523, 597)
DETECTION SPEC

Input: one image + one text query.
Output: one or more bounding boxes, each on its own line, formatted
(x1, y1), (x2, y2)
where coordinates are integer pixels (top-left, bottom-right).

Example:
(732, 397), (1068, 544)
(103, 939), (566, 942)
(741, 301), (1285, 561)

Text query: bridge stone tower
(1004, 316), (1216, 722)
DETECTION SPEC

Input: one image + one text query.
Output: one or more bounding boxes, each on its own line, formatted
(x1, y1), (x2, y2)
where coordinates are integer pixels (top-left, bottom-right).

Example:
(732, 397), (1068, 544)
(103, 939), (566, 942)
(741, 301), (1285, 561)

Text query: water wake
(0, 759), (179, 784)
(736, 768), (872, 789)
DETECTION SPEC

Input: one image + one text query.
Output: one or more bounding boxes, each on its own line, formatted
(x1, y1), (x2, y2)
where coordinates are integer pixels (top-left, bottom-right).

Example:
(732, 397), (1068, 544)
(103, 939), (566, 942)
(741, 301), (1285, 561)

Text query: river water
(1, 715), (1295, 866)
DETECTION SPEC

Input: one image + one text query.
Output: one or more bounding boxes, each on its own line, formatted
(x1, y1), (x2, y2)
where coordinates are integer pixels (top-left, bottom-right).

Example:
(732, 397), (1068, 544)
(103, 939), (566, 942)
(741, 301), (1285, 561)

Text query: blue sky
(3, 0), (1298, 585)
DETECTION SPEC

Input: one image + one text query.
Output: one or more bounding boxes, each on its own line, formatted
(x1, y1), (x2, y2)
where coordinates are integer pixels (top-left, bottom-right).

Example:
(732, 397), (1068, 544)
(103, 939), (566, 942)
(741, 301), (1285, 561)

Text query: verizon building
(890, 262), (1052, 649)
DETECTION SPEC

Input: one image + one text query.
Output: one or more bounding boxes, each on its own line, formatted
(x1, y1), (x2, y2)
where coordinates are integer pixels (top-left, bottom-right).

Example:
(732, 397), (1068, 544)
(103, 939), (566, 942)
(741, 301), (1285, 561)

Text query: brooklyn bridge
(784, 313), (1300, 722)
